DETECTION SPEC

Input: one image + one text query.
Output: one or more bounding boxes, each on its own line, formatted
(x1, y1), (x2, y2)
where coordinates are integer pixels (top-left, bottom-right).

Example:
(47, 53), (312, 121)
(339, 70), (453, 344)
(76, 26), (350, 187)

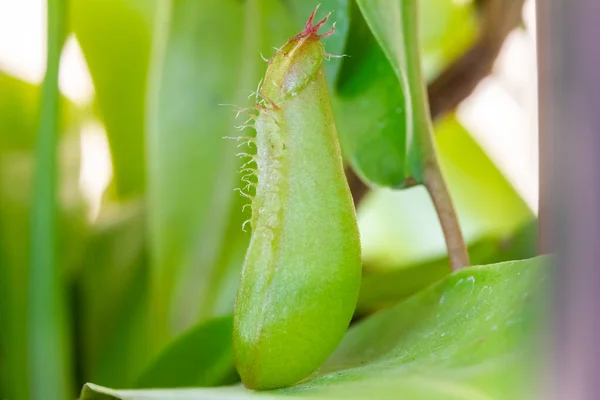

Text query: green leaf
(334, 0), (477, 188)
(137, 316), (237, 388)
(81, 256), (548, 399)
(355, 0), (432, 185)
(72, 0), (157, 198)
(333, 2), (407, 187)
(28, 0), (73, 398)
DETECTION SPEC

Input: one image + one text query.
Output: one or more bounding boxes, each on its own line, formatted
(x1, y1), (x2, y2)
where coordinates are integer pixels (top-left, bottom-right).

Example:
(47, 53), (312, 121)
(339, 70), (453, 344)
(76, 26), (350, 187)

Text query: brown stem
(347, 0), (526, 206)
(424, 159), (470, 271)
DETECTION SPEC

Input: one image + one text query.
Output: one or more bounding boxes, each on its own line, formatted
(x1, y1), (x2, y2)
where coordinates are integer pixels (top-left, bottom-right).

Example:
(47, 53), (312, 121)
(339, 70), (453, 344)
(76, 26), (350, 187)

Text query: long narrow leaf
(28, 0), (73, 399)
(0, 72), (40, 400)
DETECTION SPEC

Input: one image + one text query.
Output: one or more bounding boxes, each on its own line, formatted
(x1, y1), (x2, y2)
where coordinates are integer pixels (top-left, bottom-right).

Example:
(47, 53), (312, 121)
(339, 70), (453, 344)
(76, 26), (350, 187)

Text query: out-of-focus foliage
(0, 71), (86, 399)
(0, 0), (539, 398)
(27, 1), (73, 397)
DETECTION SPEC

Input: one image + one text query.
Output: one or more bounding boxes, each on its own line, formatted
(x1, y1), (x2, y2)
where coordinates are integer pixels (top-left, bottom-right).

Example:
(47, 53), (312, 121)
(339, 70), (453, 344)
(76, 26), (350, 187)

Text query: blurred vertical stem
(28, 0), (73, 399)
(400, 0), (470, 271)
(146, 0), (172, 353)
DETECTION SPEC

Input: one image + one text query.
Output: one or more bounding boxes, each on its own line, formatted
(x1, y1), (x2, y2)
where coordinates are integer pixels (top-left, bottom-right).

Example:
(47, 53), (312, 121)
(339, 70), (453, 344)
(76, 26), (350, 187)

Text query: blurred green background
(0, 0), (539, 399)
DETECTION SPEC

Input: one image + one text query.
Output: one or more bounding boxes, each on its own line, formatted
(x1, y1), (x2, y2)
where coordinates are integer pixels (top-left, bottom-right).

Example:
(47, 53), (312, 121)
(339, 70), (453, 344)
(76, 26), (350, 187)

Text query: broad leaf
(334, 0), (477, 188)
(81, 256), (547, 399)
(333, 2), (407, 187)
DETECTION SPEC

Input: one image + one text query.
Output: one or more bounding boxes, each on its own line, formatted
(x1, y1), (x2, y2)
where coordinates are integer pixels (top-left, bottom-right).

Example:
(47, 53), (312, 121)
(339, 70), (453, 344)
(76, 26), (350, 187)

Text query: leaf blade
(28, 0), (73, 398)
(335, 0), (477, 188)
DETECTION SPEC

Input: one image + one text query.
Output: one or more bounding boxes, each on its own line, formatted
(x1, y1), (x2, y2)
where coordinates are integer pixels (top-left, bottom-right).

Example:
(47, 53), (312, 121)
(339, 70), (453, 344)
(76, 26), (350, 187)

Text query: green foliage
(0, 0), (540, 398)
(333, 2), (408, 187)
(81, 257), (548, 399)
